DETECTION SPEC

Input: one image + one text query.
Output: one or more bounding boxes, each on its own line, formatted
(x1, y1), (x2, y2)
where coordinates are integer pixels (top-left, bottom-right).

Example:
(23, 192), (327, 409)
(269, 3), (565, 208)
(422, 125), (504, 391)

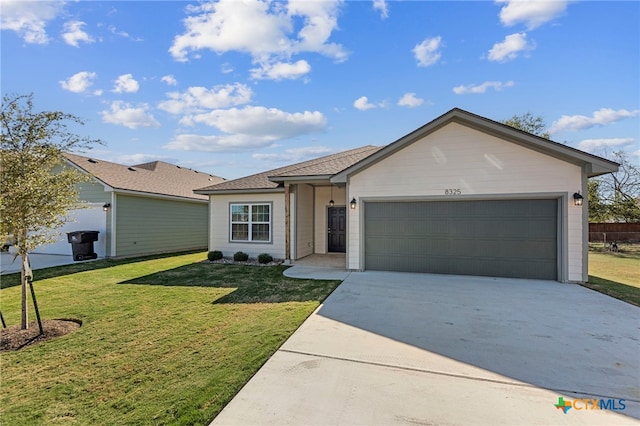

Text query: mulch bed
(0, 319), (81, 352)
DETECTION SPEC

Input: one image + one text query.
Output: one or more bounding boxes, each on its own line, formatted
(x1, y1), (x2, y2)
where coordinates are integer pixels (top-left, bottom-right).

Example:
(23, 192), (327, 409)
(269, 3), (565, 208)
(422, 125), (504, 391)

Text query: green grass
(0, 252), (341, 425)
(584, 243), (640, 307)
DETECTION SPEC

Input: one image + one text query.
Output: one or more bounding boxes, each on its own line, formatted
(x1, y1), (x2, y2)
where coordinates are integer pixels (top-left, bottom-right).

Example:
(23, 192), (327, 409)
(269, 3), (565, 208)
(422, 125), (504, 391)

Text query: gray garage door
(364, 199), (558, 280)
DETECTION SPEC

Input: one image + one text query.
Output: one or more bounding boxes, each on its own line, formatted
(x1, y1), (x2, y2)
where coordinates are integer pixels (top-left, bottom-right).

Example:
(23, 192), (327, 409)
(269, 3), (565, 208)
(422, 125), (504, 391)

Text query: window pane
(252, 224), (270, 241)
(231, 224), (248, 241)
(252, 204), (270, 222)
(231, 205), (249, 222)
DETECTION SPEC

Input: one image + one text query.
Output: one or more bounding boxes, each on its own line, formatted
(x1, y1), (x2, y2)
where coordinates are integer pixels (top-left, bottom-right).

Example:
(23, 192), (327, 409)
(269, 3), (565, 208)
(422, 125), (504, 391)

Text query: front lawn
(584, 243), (640, 307)
(0, 252), (341, 425)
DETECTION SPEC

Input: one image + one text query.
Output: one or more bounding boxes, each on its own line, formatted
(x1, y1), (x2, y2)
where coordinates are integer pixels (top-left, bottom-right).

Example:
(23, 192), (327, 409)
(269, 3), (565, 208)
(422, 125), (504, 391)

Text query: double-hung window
(230, 203), (271, 242)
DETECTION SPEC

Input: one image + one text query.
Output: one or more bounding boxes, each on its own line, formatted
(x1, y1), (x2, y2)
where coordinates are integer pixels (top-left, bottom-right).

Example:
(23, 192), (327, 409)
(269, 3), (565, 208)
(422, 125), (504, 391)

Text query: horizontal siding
(296, 184), (314, 259)
(115, 195), (208, 257)
(348, 123), (585, 281)
(209, 193), (285, 260)
(78, 179), (110, 204)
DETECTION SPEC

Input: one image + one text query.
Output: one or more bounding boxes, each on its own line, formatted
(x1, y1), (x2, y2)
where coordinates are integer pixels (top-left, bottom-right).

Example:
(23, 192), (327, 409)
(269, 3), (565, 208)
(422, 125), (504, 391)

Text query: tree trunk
(21, 250), (29, 330)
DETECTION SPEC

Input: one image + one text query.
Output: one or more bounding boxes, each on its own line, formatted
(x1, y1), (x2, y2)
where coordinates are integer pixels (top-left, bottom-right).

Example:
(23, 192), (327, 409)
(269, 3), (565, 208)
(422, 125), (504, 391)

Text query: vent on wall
(128, 167), (136, 172)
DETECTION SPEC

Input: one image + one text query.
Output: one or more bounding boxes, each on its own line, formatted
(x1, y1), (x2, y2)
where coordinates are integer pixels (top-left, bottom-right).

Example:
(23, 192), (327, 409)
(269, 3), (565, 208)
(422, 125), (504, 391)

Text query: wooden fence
(589, 223), (640, 243)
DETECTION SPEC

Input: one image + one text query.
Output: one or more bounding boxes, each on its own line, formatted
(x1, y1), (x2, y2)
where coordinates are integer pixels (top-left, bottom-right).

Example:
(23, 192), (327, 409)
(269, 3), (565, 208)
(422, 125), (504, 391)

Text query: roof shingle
(64, 153), (225, 200)
(195, 145), (382, 193)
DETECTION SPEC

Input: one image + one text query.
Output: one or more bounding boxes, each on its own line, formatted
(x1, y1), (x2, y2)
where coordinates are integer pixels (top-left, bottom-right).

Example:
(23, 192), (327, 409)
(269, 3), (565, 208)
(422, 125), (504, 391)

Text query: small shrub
(233, 251), (249, 262)
(258, 253), (273, 264)
(207, 250), (223, 261)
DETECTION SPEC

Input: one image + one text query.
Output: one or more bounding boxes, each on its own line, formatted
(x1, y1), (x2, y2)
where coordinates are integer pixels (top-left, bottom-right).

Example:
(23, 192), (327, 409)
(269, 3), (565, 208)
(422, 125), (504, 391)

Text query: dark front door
(328, 207), (346, 253)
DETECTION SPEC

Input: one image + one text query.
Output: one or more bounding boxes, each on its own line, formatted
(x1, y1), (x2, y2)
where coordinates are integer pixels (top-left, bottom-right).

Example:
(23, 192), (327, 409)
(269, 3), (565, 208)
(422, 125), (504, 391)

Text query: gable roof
(332, 108), (619, 183)
(195, 145), (382, 194)
(64, 153), (225, 201)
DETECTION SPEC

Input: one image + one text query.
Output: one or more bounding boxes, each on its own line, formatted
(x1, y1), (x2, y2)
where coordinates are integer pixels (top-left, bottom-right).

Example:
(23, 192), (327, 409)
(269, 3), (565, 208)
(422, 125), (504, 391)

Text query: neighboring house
(195, 108), (618, 283)
(36, 153), (225, 258)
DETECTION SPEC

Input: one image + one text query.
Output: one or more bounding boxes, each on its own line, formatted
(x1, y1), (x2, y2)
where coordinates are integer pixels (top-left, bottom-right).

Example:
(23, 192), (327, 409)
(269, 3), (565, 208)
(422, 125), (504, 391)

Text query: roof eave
(194, 187), (285, 196)
(332, 108), (619, 182)
(268, 174), (334, 185)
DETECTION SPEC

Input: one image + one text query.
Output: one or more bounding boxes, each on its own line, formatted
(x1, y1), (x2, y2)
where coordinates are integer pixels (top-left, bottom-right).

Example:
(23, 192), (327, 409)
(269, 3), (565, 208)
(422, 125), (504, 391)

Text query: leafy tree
(0, 94), (102, 329)
(502, 112), (551, 139)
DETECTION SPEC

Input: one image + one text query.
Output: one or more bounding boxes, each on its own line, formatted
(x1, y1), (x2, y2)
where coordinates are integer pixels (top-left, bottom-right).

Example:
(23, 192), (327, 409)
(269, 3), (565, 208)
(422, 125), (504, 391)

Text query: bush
(207, 250), (223, 261)
(233, 251), (249, 262)
(258, 253), (273, 264)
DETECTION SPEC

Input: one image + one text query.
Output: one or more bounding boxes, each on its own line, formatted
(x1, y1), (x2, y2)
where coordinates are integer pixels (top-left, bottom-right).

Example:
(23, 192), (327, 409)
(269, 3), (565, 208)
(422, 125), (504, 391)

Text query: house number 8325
(445, 188), (462, 195)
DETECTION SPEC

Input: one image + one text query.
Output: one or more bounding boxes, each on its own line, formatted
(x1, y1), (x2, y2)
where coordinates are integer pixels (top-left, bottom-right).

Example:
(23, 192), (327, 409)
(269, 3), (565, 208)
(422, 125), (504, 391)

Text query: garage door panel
(364, 199), (558, 280)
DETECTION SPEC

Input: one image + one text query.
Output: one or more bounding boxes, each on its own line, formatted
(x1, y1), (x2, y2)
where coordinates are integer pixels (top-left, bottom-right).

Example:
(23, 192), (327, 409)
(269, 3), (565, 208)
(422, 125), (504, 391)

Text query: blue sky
(2, 0), (639, 180)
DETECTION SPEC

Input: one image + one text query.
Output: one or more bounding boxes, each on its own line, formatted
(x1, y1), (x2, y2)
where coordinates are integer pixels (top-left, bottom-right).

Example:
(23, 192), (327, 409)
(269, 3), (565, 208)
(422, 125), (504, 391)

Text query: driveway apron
(212, 271), (640, 425)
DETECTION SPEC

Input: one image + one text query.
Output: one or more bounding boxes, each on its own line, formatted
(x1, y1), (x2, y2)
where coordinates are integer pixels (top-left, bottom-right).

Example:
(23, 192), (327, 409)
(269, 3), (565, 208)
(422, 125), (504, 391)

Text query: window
(230, 203), (271, 242)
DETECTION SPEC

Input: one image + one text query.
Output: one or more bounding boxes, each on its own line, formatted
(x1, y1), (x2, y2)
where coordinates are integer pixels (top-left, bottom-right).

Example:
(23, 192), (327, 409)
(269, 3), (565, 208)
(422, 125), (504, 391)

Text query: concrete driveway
(212, 271), (640, 425)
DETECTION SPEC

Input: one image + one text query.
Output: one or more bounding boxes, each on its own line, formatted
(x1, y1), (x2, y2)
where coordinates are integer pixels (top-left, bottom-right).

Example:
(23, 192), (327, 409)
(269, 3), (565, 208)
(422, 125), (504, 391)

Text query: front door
(328, 207), (346, 253)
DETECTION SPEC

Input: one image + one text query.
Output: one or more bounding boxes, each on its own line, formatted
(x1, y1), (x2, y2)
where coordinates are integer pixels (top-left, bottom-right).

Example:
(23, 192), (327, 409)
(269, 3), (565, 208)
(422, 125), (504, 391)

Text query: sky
(2, 0), (639, 180)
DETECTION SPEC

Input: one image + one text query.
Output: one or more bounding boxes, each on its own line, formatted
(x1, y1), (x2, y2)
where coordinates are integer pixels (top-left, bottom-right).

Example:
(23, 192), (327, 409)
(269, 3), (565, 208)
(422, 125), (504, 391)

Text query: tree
(0, 94), (102, 329)
(502, 112), (551, 139)
(592, 151), (640, 223)
(587, 180), (609, 223)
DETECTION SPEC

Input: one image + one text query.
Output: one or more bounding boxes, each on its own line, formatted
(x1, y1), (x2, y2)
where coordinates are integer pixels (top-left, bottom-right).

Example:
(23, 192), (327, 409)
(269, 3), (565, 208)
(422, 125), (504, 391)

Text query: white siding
(314, 186), (346, 254)
(348, 123), (585, 282)
(209, 193), (285, 259)
(295, 184), (314, 259)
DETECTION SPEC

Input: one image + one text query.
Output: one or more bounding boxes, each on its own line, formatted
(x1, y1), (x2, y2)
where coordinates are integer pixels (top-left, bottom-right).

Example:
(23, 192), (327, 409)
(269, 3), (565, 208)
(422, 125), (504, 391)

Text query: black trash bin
(67, 231), (99, 261)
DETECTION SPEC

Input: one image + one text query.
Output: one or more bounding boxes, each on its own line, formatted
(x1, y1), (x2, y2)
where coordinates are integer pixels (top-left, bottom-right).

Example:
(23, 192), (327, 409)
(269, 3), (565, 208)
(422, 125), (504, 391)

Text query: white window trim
(229, 203), (272, 243)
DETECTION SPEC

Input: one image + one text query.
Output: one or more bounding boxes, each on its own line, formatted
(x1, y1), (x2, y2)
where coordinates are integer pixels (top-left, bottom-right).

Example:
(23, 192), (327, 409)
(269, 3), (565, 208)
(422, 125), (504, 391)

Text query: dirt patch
(0, 319), (81, 352)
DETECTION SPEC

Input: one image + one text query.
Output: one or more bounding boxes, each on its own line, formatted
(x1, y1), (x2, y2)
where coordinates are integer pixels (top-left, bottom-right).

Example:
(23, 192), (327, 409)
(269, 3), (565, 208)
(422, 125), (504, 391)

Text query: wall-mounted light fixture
(573, 192), (583, 206)
(102, 203), (111, 211)
(350, 197), (357, 209)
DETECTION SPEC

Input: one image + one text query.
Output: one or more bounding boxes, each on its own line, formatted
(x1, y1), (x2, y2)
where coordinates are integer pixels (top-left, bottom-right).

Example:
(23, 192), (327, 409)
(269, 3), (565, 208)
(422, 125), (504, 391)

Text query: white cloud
(187, 106), (326, 136)
(161, 75), (177, 86)
(373, 0), (389, 19)
(112, 74), (140, 93)
(253, 146), (335, 162)
(549, 108), (640, 133)
(59, 71), (97, 94)
(453, 80), (515, 95)
(412, 36), (442, 67)
(497, 0), (569, 30)
(221, 63), (234, 74)
(397, 93), (424, 108)
(101, 101), (160, 129)
(164, 106), (327, 152)
(0, 0), (63, 44)
(354, 96), (378, 111)
(163, 133), (277, 153)
(488, 32), (534, 62)
(62, 20), (94, 47)
(250, 59), (311, 80)
(158, 83), (253, 115)
(577, 138), (635, 153)
(169, 0), (347, 80)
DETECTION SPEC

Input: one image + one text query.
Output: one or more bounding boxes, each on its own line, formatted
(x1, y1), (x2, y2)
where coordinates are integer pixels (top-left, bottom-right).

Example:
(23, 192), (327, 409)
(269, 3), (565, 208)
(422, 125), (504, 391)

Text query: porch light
(103, 203), (111, 211)
(573, 192), (583, 206)
(350, 197), (357, 209)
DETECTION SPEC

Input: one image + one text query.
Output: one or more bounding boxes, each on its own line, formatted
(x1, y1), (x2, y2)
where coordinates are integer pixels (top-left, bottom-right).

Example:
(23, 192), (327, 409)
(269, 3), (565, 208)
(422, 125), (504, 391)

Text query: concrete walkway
(212, 271), (640, 425)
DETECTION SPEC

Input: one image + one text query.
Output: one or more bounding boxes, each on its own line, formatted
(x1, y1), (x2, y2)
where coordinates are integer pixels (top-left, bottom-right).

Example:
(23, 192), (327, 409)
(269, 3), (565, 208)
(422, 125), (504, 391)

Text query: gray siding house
(58, 153), (225, 258)
(195, 108), (618, 283)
